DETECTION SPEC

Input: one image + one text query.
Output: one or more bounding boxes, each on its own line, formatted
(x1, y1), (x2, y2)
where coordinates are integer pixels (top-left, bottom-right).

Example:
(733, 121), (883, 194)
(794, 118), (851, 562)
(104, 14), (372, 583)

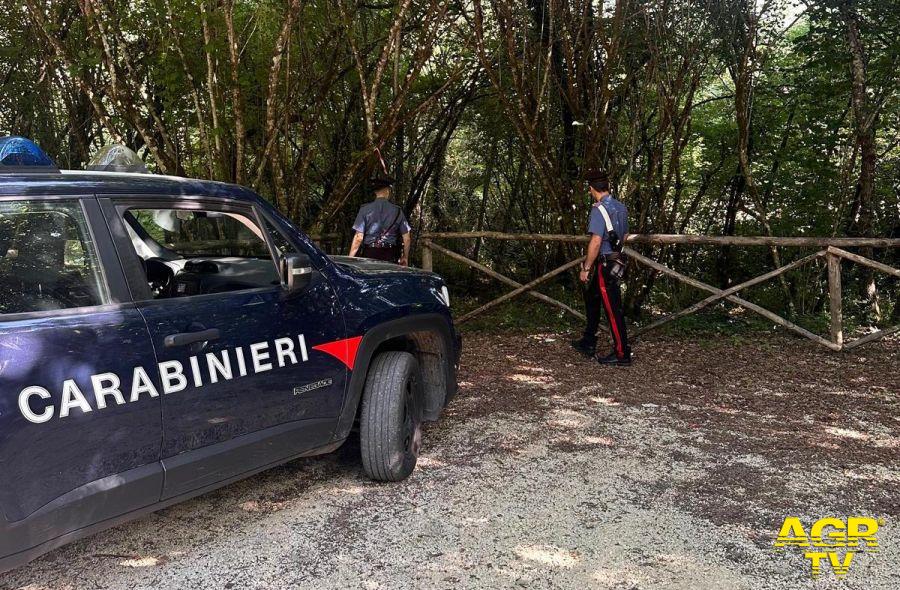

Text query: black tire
(360, 351), (423, 481)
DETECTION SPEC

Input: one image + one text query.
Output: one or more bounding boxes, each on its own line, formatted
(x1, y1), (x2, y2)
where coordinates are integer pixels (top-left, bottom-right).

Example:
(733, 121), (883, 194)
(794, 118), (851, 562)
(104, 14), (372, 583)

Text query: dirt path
(3, 333), (898, 589)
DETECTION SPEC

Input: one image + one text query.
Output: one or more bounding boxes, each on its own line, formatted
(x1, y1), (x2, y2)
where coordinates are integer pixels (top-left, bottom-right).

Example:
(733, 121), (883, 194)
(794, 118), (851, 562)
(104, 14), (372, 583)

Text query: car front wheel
(360, 351), (423, 481)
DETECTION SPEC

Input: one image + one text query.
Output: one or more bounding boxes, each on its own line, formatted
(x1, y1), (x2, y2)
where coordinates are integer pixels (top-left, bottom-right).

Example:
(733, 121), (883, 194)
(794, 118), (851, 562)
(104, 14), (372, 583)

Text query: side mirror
(282, 254), (315, 293)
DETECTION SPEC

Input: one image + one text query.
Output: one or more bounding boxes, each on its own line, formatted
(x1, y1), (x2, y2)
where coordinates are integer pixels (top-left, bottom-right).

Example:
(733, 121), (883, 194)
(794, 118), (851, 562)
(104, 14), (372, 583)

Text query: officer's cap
(584, 169), (609, 184)
(370, 173), (395, 190)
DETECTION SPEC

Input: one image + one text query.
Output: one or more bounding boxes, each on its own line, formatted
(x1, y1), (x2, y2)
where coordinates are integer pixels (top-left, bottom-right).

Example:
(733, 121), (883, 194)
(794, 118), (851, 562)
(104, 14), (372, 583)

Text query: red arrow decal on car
(312, 336), (363, 370)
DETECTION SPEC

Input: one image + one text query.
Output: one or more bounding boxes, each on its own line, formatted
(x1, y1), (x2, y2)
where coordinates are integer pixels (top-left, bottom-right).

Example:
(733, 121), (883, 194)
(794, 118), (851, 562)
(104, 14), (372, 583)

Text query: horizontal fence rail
(420, 231), (900, 248)
(415, 233), (900, 352)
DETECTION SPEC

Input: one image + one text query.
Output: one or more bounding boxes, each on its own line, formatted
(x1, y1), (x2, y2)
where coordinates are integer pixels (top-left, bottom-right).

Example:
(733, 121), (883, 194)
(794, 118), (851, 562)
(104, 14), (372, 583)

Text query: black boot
(570, 337), (596, 357)
(597, 350), (632, 366)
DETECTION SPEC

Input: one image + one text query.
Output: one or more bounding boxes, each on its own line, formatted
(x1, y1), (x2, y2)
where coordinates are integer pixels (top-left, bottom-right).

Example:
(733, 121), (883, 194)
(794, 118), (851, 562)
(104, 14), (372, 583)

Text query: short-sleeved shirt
(587, 194), (628, 255)
(352, 199), (411, 246)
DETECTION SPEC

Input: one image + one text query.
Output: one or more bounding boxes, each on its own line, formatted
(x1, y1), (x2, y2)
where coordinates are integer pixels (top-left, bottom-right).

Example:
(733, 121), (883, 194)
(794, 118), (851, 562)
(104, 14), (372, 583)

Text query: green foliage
(1, 0), (897, 331)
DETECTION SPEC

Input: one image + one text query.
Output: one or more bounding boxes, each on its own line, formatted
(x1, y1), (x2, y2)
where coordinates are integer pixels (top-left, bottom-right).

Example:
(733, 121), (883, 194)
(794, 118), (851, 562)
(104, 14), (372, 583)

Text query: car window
(262, 216), (298, 258)
(128, 209), (272, 258)
(122, 207), (281, 299)
(0, 200), (108, 315)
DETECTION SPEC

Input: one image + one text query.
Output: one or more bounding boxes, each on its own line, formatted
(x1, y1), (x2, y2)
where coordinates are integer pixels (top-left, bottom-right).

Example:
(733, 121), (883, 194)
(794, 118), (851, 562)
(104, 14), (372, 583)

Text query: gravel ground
(2, 332), (898, 590)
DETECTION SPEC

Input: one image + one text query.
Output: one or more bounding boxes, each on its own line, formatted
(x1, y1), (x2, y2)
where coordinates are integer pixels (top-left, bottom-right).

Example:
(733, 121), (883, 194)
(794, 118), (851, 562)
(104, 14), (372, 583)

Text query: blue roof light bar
(0, 136), (59, 173)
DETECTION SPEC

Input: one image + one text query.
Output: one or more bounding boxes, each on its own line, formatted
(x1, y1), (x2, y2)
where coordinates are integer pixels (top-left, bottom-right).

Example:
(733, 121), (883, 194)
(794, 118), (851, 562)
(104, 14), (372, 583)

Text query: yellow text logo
(773, 516), (881, 577)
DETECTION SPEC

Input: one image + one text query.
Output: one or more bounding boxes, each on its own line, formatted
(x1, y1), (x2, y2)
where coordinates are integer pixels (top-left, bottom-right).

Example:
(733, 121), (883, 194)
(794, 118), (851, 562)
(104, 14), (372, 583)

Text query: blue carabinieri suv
(0, 141), (460, 573)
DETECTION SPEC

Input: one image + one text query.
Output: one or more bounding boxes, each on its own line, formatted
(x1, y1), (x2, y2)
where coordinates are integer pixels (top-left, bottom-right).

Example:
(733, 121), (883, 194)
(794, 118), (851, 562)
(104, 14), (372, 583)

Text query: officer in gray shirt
(349, 174), (412, 265)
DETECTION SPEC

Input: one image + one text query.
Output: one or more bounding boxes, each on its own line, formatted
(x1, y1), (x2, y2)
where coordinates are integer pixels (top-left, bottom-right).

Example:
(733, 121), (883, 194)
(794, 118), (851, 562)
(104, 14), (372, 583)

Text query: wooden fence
(416, 232), (900, 352)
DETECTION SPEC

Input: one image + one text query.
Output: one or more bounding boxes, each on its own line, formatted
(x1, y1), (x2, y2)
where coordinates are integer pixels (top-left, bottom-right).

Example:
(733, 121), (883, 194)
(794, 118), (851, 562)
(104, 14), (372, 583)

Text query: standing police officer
(572, 170), (632, 366)
(349, 174), (412, 266)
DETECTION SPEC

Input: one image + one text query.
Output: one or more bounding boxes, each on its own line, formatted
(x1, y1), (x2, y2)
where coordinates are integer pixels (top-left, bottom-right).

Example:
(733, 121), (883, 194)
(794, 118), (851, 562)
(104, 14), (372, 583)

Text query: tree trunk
(841, 0), (880, 319)
(224, 0), (246, 184)
(469, 137), (499, 287)
(716, 169), (744, 289)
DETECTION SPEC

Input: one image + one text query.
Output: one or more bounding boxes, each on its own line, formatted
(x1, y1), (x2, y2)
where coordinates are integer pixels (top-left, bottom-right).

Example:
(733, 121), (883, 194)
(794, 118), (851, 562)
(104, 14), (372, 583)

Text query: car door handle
(164, 328), (221, 348)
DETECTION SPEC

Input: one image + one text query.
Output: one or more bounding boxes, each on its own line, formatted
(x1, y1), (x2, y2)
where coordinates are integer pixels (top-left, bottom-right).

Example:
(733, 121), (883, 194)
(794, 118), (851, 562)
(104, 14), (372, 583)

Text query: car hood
(329, 255), (434, 277)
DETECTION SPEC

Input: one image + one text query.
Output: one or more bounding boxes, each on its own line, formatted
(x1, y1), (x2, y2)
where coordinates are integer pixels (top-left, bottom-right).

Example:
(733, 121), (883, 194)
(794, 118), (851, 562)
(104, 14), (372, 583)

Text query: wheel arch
(333, 313), (458, 442)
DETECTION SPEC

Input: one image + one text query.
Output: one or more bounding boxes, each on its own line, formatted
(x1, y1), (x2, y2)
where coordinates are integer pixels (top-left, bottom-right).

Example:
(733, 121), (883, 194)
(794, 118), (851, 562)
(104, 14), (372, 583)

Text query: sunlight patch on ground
(874, 436), (900, 448)
(732, 454), (770, 469)
(844, 466), (900, 484)
(514, 364), (553, 374)
(527, 334), (557, 343)
(590, 396), (620, 406)
(118, 556), (168, 568)
(416, 456), (447, 468)
(514, 544), (579, 568)
(825, 426), (870, 440)
(508, 373), (558, 388)
(584, 435), (615, 446)
(547, 408), (592, 429)
(592, 566), (645, 585)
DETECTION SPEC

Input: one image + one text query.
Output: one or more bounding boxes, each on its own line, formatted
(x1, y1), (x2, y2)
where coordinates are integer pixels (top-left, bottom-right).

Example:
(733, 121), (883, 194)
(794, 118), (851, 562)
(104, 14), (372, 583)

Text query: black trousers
(360, 244), (402, 263)
(583, 261), (630, 357)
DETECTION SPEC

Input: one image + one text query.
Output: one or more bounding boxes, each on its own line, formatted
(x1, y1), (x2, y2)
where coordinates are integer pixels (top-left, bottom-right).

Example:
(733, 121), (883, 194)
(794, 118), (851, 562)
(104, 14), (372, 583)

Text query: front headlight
(440, 285), (451, 307)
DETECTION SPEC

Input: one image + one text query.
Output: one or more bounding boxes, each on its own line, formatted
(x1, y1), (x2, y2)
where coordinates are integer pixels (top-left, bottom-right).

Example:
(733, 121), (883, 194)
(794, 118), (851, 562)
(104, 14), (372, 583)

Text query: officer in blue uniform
(572, 170), (632, 365)
(349, 174), (412, 265)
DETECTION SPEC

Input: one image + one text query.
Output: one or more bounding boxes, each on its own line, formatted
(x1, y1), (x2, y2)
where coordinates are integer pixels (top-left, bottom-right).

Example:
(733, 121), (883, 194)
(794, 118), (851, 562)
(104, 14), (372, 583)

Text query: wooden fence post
(422, 240), (433, 271)
(827, 252), (843, 349)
